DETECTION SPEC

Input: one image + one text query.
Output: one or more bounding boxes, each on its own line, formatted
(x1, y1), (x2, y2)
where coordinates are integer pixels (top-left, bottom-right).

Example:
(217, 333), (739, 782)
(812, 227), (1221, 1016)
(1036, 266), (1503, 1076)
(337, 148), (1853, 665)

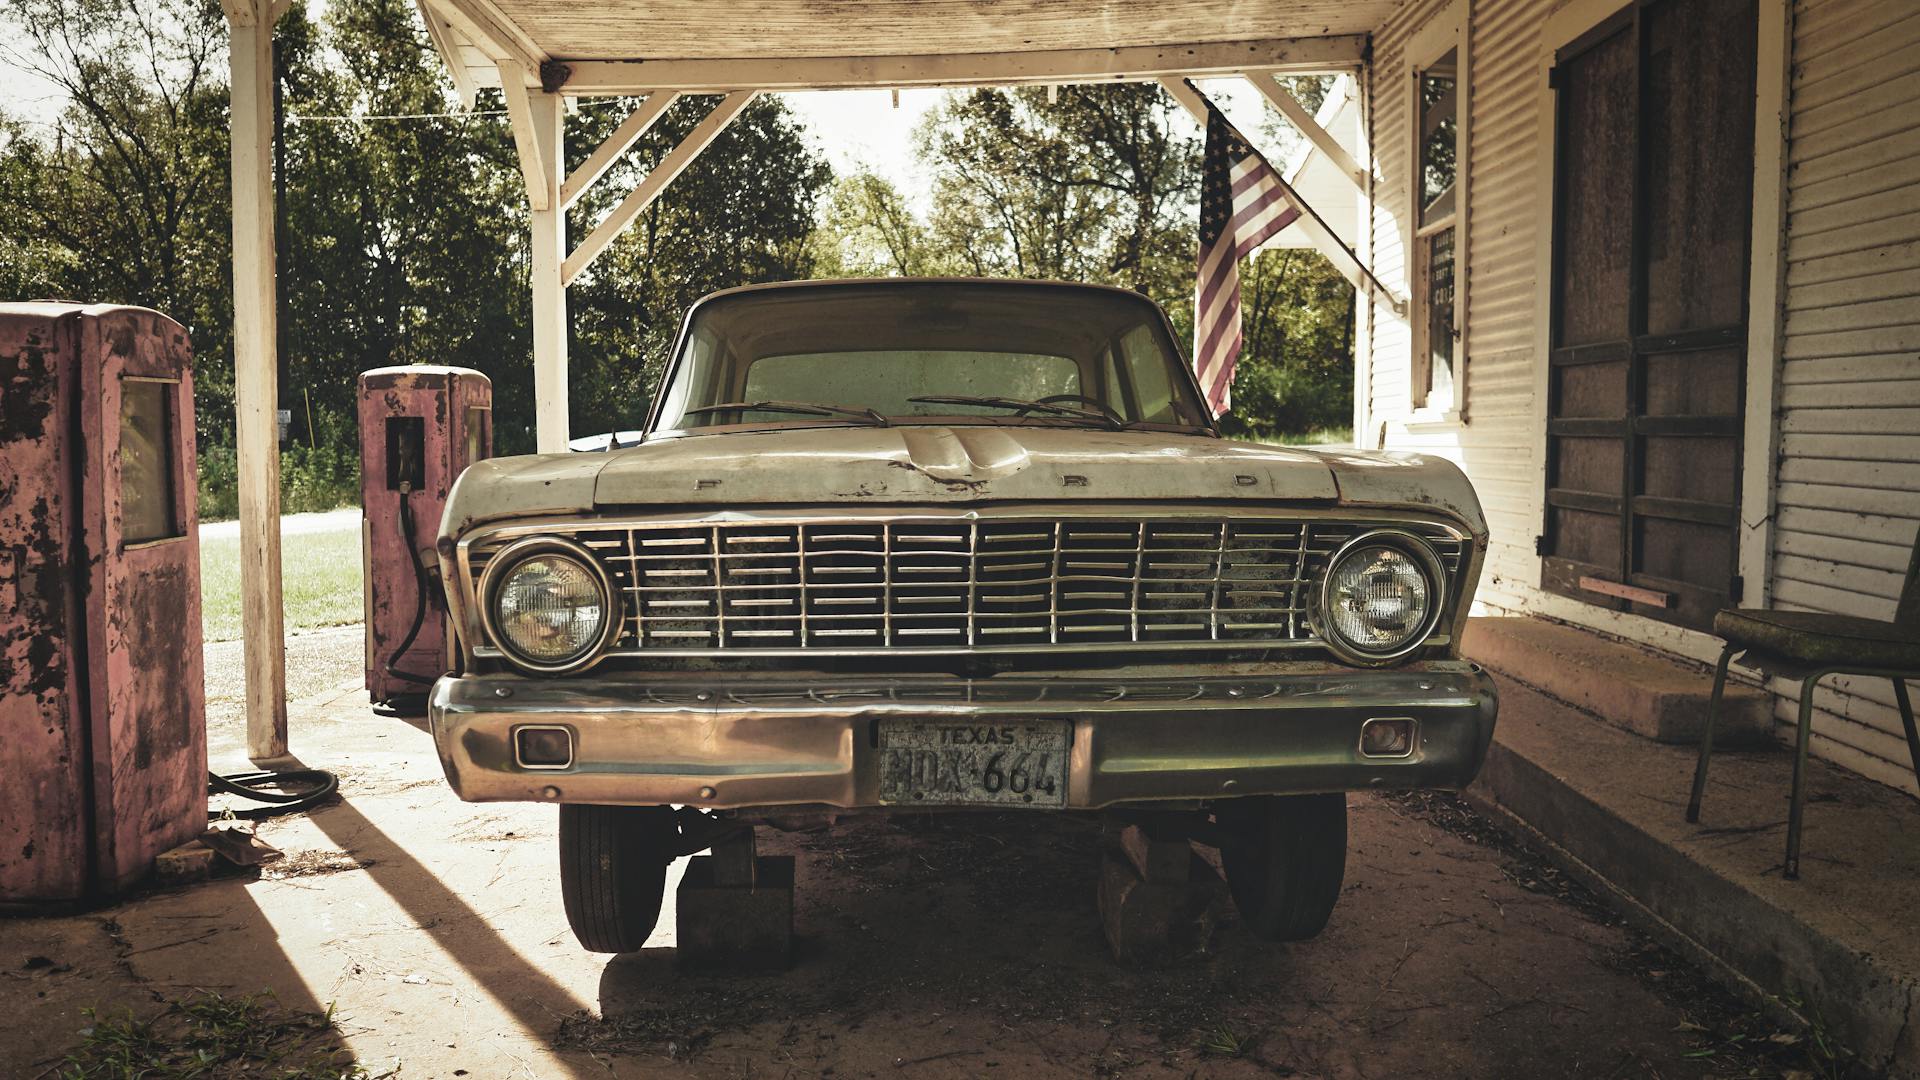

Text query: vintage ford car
(429, 278), (1497, 952)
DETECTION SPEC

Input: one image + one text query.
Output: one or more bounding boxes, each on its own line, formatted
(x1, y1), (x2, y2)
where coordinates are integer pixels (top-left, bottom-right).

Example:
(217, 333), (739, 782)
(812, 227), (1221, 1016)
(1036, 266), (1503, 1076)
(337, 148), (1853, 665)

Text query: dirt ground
(2, 628), (1835, 1079)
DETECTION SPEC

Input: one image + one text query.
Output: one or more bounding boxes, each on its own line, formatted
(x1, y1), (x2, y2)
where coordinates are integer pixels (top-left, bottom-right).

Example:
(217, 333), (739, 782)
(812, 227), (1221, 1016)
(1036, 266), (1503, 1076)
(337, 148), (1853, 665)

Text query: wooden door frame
(1525, 0), (1790, 661)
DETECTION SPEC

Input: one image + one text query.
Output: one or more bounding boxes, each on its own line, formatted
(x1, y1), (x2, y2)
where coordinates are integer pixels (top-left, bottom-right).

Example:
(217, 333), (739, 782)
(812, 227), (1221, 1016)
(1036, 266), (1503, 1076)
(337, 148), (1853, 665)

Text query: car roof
(690, 277), (1163, 311)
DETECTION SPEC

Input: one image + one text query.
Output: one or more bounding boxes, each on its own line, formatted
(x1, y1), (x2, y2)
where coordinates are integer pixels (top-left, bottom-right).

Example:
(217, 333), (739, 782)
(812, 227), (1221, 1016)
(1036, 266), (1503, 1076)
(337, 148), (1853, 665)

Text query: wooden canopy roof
(417, 0), (1385, 97)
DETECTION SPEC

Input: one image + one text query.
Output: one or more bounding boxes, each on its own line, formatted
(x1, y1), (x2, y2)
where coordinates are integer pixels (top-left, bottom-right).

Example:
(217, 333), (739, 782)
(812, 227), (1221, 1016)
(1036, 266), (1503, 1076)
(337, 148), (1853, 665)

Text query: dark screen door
(1543, 0), (1758, 631)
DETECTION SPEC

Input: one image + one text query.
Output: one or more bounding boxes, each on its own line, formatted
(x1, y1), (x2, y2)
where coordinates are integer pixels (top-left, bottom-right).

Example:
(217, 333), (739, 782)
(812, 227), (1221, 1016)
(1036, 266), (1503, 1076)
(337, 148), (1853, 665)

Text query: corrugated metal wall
(1364, 0), (1920, 792)
(1769, 0), (1920, 790)
(1365, 0), (1550, 632)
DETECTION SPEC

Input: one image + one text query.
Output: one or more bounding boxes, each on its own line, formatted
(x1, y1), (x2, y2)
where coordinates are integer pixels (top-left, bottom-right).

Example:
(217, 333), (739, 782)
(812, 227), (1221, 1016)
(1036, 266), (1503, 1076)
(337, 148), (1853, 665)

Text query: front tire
(560, 805), (677, 953)
(1217, 793), (1348, 942)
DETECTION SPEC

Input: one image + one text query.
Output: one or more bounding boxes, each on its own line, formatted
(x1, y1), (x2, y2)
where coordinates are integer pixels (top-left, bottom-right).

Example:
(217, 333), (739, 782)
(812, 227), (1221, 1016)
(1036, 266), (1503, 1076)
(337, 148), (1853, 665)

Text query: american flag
(1193, 97), (1303, 416)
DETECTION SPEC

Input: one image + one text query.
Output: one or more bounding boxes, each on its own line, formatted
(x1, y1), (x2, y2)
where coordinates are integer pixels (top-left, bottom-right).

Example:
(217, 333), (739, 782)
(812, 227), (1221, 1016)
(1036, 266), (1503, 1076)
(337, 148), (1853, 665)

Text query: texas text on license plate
(877, 719), (1070, 807)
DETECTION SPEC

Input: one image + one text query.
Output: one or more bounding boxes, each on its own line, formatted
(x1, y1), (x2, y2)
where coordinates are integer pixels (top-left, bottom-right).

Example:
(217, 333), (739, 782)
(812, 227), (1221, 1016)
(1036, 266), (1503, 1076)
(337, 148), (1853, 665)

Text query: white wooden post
(515, 84), (568, 452)
(225, 0), (288, 762)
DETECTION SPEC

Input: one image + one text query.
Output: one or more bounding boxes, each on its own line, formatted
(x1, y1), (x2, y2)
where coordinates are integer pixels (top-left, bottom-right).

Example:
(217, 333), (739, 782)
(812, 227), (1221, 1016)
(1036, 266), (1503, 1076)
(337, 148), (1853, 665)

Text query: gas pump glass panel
(119, 377), (180, 544)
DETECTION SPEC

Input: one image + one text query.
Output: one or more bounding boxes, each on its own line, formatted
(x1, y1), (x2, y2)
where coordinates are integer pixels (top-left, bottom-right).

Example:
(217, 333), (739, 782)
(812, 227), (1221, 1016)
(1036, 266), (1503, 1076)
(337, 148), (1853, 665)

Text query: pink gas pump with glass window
(359, 366), (491, 710)
(0, 303), (207, 904)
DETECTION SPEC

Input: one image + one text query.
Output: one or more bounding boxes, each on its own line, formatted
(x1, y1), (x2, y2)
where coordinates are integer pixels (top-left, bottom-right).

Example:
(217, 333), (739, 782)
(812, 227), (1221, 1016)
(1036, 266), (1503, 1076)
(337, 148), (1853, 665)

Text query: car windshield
(650, 282), (1214, 433)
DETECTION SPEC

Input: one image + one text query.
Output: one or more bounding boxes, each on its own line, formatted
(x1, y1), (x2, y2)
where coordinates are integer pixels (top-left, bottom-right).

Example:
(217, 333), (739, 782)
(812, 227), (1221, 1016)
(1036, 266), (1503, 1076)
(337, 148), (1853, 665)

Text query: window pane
(1552, 26), (1635, 347)
(120, 380), (178, 544)
(659, 283), (1212, 429)
(1424, 227), (1456, 395)
(1117, 324), (1183, 423)
(1644, 0), (1757, 336)
(744, 351), (1082, 416)
(1418, 48), (1458, 226)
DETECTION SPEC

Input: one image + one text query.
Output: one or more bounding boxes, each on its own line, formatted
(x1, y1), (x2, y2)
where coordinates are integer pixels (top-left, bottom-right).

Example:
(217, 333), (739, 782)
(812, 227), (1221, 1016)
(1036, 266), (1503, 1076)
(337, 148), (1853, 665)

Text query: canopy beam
(555, 35), (1365, 94)
(1244, 70), (1366, 190)
(561, 91), (684, 211)
(419, 2), (479, 109)
(500, 59), (552, 211)
(562, 91), (757, 286)
(421, 0), (546, 80)
(1159, 76), (1405, 316)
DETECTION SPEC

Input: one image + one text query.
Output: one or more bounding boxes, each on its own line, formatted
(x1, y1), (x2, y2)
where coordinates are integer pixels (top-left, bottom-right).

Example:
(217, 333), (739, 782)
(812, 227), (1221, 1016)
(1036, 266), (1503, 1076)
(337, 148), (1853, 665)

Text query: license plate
(877, 719), (1069, 807)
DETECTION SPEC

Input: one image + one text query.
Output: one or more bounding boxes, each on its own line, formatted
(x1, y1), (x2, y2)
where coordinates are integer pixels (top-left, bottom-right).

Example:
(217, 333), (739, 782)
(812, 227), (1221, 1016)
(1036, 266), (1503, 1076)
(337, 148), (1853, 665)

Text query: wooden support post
(525, 87), (568, 453)
(226, 1), (288, 763)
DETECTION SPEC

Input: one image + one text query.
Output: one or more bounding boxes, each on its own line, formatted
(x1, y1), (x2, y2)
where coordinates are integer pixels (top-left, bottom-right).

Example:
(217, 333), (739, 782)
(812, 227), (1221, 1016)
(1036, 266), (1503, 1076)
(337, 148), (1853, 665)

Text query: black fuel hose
(384, 486), (441, 686)
(207, 769), (340, 819)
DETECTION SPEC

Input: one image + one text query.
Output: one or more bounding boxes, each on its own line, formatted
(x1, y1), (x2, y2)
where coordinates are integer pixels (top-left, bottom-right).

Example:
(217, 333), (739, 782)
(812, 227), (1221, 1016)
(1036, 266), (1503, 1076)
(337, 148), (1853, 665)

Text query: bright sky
(780, 80), (1285, 207)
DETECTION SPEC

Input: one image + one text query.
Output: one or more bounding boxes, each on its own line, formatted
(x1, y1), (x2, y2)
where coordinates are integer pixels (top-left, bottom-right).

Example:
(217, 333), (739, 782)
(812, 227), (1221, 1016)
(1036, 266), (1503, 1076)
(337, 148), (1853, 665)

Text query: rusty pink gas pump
(359, 366), (492, 710)
(0, 303), (208, 904)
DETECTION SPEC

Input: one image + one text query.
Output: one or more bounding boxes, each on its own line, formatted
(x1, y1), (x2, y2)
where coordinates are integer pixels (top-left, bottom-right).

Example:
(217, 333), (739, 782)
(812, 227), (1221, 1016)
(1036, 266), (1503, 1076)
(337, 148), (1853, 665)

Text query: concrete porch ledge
(1464, 615), (1774, 745)
(1468, 669), (1920, 1076)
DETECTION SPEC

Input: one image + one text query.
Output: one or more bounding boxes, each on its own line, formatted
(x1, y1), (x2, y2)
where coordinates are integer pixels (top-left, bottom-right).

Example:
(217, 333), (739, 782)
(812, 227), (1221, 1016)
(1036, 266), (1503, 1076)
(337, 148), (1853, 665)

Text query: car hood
(589, 426), (1339, 504)
(442, 426), (1486, 539)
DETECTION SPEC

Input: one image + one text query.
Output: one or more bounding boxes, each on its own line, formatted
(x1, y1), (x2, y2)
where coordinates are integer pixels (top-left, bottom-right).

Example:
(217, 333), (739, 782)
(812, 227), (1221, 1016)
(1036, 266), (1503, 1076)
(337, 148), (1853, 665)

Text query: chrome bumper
(427, 663), (1498, 810)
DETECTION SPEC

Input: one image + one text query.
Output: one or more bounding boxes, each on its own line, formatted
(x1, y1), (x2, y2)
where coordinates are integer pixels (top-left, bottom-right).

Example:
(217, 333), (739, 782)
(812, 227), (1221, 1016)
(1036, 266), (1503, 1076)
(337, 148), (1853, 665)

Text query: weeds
(50, 992), (387, 1080)
(197, 423), (360, 522)
(1196, 1023), (1249, 1056)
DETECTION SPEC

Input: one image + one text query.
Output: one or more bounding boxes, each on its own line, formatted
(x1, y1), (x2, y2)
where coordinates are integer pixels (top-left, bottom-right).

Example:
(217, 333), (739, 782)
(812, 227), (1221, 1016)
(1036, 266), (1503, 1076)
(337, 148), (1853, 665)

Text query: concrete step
(1472, 672), (1920, 1076)
(1464, 616), (1774, 745)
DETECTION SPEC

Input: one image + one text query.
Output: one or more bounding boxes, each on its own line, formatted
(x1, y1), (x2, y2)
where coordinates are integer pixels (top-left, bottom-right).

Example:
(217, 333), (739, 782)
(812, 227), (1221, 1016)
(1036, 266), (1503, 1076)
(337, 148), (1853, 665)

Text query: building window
(1410, 24), (1463, 415)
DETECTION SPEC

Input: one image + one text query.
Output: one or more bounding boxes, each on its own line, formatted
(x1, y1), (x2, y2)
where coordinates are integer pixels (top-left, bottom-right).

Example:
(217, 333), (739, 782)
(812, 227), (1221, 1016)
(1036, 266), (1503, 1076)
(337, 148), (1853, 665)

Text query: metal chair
(1686, 530), (1920, 879)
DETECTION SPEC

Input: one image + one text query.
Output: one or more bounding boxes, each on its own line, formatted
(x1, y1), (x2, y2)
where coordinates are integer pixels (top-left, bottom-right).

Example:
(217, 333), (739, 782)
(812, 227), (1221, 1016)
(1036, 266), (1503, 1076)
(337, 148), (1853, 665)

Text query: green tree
(1223, 248), (1354, 441)
(811, 170), (934, 277)
(565, 94), (832, 439)
(900, 82), (1352, 439)
(0, 0), (236, 440)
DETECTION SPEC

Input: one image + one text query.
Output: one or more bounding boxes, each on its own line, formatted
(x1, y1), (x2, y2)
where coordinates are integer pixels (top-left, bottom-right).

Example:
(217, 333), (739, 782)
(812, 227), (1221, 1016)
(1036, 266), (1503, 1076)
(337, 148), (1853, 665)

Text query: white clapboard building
(1335, 0), (1920, 791)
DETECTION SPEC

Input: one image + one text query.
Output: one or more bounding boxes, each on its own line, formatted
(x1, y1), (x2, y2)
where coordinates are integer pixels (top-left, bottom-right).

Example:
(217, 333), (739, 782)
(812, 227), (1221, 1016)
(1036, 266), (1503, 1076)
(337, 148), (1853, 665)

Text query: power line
(286, 97), (634, 124)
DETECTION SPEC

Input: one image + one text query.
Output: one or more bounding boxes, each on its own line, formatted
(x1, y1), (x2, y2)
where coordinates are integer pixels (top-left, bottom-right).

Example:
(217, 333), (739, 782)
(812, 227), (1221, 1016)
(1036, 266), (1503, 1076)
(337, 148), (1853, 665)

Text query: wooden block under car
(1097, 849), (1229, 965)
(675, 854), (795, 971)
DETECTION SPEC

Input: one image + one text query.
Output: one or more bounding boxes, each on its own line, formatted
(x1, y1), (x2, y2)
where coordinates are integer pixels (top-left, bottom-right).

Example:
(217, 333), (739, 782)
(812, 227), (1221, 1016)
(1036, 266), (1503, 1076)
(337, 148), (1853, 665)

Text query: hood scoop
(895, 427), (1033, 485)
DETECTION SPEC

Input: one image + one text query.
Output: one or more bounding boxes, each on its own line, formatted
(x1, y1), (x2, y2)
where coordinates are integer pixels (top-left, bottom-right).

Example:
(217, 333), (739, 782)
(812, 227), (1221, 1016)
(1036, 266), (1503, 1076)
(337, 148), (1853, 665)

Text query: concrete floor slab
(0, 640), (1862, 1078)
(1472, 671), (1920, 1076)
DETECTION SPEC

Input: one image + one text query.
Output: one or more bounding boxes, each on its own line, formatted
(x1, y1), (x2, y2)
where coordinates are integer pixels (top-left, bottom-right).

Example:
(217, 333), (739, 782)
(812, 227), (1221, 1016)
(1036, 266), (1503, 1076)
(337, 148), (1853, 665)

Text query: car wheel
(560, 804), (677, 953)
(1216, 793), (1348, 942)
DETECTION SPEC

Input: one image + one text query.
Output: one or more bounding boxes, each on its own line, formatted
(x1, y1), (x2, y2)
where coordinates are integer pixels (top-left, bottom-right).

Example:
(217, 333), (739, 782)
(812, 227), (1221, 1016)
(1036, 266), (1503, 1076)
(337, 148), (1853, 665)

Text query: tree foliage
(1, 0), (1352, 473)
(815, 81), (1354, 438)
(0, 0), (832, 458)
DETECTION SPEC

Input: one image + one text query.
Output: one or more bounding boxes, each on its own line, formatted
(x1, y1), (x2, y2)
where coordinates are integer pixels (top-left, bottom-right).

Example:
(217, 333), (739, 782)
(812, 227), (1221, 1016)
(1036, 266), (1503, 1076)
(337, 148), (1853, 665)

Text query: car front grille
(465, 515), (1467, 656)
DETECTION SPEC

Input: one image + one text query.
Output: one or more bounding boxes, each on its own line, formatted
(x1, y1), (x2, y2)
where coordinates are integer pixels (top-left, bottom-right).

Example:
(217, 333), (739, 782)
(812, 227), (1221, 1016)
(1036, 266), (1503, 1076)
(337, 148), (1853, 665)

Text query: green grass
(1270, 426), (1353, 446)
(55, 991), (391, 1079)
(200, 524), (364, 643)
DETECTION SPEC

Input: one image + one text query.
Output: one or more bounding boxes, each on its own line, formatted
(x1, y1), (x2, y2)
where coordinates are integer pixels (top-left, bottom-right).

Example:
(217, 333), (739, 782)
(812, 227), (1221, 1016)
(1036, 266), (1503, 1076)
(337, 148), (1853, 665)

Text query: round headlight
(1319, 533), (1444, 663)
(483, 539), (616, 672)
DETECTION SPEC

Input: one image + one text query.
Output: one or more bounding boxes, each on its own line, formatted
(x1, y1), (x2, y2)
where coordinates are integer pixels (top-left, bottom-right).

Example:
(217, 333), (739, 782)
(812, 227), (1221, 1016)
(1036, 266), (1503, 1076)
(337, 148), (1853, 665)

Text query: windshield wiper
(908, 394), (1127, 431)
(683, 400), (890, 427)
